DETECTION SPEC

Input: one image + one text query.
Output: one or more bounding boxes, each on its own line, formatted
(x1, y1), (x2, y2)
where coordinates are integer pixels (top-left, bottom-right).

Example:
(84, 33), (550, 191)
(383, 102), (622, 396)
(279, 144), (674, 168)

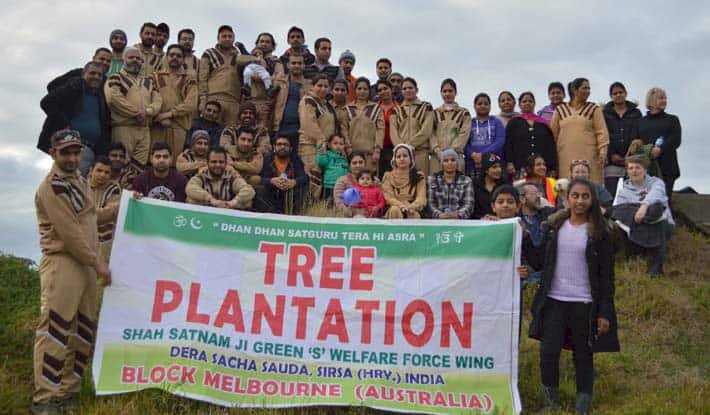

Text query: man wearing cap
(222, 126), (263, 186)
(108, 29), (127, 76)
(177, 130), (210, 179)
(151, 44), (198, 158)
(105, 47), (163, 165)
(186, 146), (255, 209)
(427, 149), (475, 219)
(38, 61), (112, 176)
(32, 130), (111, 414)
(220, 102), (272, 155)
(88, 156), (121, 262)
(134, 22), (160, 76)
(198, 25), (254, 127)
(339, 50), (357, 103)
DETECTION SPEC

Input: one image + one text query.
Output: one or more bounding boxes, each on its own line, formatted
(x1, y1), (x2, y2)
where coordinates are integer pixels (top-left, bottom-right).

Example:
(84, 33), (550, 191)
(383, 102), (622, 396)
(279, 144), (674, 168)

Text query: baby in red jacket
(353, 170), (385, 218)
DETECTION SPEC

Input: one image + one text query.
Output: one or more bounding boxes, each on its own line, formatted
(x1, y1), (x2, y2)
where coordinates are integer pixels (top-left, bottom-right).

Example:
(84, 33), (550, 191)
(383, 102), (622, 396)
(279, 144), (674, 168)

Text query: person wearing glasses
(150, 44), (198, 159)
(551, 78), (609, 183)
(255, 136), (309, 214)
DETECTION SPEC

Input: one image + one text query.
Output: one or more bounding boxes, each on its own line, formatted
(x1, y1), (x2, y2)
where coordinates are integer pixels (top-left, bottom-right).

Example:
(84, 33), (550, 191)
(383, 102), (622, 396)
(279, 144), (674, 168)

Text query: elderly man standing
(151, 44), (198, 157)
(186, 146), (255, 209)
(105, 47), (162, 165)
(32, 130), (111, 414)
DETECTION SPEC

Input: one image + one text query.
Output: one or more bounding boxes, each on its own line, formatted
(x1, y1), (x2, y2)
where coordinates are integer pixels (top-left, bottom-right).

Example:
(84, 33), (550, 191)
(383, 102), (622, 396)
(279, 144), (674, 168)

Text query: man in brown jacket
(105, 47), (163, 165)
(186, 146), (255, 209)
(198, 25), (254, 127)
(32, 130), (110, 414)
(177, 28), (199, 77)
(151, 44), (198, 158)
(220, 102), (271, 155)
(134, 22), (160, 77)
(88, 156), (121, 262)
(221, 126), (263, 186)
(176, 130), (209, 179)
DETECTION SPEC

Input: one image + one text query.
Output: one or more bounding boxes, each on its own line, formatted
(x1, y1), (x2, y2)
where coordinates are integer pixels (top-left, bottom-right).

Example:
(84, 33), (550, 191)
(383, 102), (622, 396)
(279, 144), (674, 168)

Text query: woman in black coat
(638, 87), (681, 202)
(529, 178), (619, 414)
(603, 82), (642, 196)
(504, 91), (557, 179)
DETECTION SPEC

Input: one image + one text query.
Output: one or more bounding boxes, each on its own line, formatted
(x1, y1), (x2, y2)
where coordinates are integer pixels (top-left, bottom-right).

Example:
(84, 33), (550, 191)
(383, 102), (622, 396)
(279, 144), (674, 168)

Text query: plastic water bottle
(279, 171), (288, 179)
(655, 136), (664, 146)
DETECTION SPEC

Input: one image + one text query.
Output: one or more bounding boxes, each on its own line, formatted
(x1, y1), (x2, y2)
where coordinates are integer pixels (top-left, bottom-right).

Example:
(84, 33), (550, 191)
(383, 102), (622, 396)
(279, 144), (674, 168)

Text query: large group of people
(33, 21), (683, 415)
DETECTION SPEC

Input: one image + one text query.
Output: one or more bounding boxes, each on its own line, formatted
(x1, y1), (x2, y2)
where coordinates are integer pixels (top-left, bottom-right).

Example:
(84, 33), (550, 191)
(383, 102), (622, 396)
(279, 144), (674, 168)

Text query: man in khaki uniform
(221, 126), (263, 186)
(134, 22), (160, 77)
(220, 101), (272, 155)
(88, 156), (121, 263)
(177, 28), (199, 77)
(176, 130), (210, 179)
(186, 146), (255, 209)
(198, 25), (254, 127)
(151, 44), (198, 157)
(32, 130), (111, 414)
(105, 47), (163, 165)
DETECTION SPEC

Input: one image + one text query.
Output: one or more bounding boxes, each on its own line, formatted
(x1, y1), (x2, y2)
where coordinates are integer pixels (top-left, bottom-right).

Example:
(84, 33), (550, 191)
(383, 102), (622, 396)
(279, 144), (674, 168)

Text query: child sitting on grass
(316, 134), (350, 201)
(352, 170), (385, 217)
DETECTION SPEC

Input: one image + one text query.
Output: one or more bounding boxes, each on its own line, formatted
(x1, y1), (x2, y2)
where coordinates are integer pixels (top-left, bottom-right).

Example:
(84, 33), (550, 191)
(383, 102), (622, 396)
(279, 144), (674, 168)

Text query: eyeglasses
(572, 159), (589, 166)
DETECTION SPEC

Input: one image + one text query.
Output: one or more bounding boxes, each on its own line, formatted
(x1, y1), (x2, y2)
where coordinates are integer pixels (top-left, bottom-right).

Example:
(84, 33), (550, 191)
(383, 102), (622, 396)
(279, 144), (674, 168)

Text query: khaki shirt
(152, 69), (198, 130)
(391, 99), (434, 152)
(198, 45), (254, 101)
(105, 69), (163, 127)
(185, 170), (255, 208)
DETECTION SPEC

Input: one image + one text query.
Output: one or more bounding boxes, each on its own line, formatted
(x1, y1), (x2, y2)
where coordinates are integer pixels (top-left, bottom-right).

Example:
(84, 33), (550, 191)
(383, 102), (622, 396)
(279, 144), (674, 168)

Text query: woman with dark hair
(551, 78), (609, 183)
(333, 151), (377, 217)
(529, 178), (619, 415)
(521, 153), (558, 207)
(298, 74), (341, 199)
(505, 91), (557, 178)
(497, 90), (519, 127)
(391, 77), (434, 176)
(603, 81), (642, 197)
(375, 79), (398, 177)
(382, 143), (426, 218)
(638, 87), (682, 202)
(538, 82), (566, 122)
(430, 78), (471, 173)
(346, 77), (384, 175)
(464, 93), (506, 177)
(473, 153), (507, 219)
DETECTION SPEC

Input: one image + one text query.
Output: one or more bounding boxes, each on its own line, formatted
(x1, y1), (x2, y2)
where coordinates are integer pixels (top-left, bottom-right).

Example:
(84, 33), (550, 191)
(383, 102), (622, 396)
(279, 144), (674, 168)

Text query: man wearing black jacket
(254, 136), (309, 214)
(37, 61), (112, 176)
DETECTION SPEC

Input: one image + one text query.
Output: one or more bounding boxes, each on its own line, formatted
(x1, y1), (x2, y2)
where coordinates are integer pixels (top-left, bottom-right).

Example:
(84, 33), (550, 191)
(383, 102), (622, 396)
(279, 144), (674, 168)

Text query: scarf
(516, 111), (549, 126)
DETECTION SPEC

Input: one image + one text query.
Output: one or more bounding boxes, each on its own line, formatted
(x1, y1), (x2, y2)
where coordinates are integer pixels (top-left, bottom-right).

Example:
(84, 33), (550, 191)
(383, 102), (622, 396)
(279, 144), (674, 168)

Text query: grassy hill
(1, 225), (707, 415)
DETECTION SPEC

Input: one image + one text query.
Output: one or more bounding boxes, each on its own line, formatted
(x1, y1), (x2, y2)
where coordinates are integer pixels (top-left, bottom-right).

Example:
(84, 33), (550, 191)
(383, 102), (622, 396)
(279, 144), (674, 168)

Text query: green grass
(1, 224), (708, 414)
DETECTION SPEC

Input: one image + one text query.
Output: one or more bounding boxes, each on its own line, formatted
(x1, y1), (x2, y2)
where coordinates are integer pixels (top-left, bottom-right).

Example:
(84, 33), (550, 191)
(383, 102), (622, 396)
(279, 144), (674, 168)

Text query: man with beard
(186, 146), (255, 209)
(38, 61), (111, 176)
(185, 101), (223, 149)
(154, 23), (169, 56)
(108, 29), (127, 76)
(279, 26), (315, 72)
(517, 183), (554, 287)
(107, 142), (144, 190)
(32, 130), (110, 414)
(151, 44), (198, 157)
(220, 102), (271, 155)
(369, 58), (392, 100)
(255, 136), (308, 214)
(45, 48), (112, 92)
(88, 156), (121, 262)
(272, 54), (309, 150)
(176, 130), (210, 179)
(133, 142), (187, 202)
(177, 28), (199, 77)
(105, 47), (162, 165)
(198, 25), (254, 126)
(222, 126), (263, 186)
(134, 22), (160, 76)
(303, 37), (344, 83)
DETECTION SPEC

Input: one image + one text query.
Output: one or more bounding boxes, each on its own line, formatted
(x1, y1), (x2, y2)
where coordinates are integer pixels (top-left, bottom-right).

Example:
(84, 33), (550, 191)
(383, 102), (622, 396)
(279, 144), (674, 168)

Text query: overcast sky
(1, 1), (708, 261)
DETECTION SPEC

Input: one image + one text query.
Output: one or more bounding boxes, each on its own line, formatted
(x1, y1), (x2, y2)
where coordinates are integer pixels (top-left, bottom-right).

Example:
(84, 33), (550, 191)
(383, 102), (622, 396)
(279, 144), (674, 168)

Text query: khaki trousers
(414, 149), (430, 177)
(33, 254), (97, 403)
(112, 125), (150, 165)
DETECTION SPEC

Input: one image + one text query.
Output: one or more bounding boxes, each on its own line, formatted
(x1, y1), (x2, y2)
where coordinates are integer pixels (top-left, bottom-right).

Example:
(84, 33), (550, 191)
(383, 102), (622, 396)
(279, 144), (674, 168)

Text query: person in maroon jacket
(132, 142), (187, 202)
